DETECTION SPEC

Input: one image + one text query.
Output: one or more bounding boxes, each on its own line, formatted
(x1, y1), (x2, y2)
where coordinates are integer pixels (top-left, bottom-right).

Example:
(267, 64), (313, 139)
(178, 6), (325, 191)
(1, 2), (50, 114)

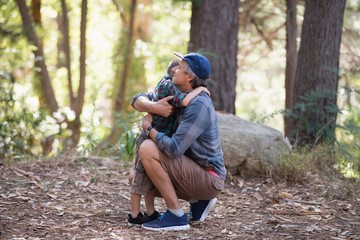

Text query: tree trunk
(284, 0), (297, 137)
(67, 0), (88, 146)
(31, 0), (41, 24)
(114, 0), (137, 113)
(77, 0), (87, 117)
(189, 0), (239, 114)
(290, 0), (346, 145)
(16, 0), (58, 113)
(56, 12), (66, 68)
(60, 0), (75, 107)
(106, 0), (137, 143)
(31, 0), (44, 106)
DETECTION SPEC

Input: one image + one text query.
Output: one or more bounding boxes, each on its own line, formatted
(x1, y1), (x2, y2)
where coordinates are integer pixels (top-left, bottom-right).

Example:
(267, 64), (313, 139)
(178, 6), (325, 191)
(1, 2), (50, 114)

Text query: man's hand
(132, 95), (175, 117)
(154, 96), (175, 117)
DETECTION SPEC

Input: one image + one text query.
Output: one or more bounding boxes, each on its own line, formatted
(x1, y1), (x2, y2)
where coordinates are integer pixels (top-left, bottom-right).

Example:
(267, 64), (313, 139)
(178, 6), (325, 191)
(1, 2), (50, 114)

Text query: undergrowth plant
(278, 145), (340, 183)
(335, 87), (360, 178)
(0, 74), (48, 161)
(102, 112), (141, 162)
(258, 85), (360, 181)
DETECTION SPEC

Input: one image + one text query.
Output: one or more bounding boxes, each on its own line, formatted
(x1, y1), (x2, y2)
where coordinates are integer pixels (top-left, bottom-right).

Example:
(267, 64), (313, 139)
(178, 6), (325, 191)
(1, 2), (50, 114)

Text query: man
(131, 52), (226, 231)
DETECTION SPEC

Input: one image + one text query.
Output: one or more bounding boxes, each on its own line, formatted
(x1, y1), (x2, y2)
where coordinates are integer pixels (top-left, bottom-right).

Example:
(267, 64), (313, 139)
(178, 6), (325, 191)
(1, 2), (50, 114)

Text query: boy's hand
(128, 168), (135, 185)
(201, 87), (210, 96)
(142, 113), (153, 131)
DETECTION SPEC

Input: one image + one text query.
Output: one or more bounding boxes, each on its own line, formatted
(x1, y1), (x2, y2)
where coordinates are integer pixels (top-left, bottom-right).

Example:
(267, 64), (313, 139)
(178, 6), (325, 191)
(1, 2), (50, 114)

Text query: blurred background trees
(0, 0), (359, 176)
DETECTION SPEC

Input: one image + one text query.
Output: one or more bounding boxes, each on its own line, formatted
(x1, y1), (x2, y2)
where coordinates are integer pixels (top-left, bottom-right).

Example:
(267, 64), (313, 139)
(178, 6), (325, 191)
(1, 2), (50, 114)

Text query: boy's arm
(182, 87), (210, 106)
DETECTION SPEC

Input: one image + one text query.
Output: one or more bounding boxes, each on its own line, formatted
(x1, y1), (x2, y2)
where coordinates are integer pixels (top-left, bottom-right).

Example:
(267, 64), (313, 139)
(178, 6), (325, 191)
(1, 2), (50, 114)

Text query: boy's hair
(167, 58), (180, 76)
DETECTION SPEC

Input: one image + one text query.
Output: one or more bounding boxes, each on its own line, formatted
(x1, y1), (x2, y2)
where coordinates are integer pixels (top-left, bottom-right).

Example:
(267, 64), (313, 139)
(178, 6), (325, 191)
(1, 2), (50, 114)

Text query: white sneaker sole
(199, 197), (217, 221)
(127, 222), (142, 227)
(142, 224), (190, 231)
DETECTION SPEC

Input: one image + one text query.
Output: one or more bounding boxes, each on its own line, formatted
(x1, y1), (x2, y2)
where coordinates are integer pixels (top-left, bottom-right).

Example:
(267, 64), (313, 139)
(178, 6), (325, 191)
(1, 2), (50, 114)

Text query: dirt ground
(0, 156), (359, 240)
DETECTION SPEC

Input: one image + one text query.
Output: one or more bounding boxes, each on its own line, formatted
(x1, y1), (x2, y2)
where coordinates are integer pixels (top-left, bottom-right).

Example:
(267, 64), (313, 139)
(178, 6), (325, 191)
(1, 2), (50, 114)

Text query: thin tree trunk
(77, 0), (87, 116)
(60, 0), (75, 107)
(114, 0), (137, 113)
(105, 0), (137, 144)
(68, 0), (88, 145)
(284, 0), (297, 137)
(56, 12), (66, 68)
(31, 0), (41, 24)
(16, 0), (58, 113)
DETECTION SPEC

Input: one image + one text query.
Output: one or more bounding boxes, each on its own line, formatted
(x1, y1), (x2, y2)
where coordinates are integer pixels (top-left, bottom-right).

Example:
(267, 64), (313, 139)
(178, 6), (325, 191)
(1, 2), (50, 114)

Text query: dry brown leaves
(0, 157), (359, 240)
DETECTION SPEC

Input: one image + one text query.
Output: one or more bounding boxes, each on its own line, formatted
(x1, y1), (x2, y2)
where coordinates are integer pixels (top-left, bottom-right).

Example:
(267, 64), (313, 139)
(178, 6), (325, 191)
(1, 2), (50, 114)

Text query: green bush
(0, 75), (47, 161)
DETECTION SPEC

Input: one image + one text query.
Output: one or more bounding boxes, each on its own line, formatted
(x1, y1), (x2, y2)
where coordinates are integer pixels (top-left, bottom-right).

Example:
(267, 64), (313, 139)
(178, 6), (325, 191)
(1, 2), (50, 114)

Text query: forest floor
(0, 156), (359, 240)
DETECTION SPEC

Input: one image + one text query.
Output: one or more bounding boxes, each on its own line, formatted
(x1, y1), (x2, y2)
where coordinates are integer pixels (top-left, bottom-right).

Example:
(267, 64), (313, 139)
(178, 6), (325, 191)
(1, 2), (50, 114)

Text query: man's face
(172, 60), (192, 91)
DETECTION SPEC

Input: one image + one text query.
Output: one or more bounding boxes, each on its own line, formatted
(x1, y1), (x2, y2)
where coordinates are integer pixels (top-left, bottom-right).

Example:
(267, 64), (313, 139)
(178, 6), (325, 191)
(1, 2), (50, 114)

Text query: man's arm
(155, 99), (210, 159)
(132, 94), (175, 117)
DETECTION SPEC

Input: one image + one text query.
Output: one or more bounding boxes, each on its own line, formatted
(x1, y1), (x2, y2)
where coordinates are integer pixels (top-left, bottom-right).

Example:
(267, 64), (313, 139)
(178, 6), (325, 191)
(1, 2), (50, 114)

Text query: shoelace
(158, 211), (169, 221)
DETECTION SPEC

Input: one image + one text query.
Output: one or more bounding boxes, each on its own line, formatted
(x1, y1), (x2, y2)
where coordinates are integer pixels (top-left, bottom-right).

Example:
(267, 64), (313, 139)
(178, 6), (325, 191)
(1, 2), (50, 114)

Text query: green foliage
(288, 89), (339, 145)
(336, 86), (360, 178)
(120, 128), (138, 161)
(278, 145), (359, 200)
(0, 76), (48, 161)
(94, 112), (140, 161)
(254, 84), (360, 180)
(115, 112), (140, 161)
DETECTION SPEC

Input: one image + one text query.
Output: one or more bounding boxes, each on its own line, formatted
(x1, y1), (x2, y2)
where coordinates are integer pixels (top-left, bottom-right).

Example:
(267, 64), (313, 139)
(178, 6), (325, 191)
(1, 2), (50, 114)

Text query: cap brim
(174, 52), (185, 60)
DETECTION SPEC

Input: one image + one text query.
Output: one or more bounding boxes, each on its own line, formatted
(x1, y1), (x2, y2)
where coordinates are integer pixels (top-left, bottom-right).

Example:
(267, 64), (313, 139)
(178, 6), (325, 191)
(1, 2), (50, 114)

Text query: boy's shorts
(130, 133), (154, 195)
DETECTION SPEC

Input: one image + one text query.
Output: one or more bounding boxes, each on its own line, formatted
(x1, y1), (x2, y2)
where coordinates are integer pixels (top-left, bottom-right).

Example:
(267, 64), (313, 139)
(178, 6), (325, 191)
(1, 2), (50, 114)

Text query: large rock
(217, 112), (291, 177)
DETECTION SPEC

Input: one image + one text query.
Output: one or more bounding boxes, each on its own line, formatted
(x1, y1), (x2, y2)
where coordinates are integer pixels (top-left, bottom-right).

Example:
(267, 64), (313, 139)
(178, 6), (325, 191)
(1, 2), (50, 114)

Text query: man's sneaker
(190, 198), (217, 221)
(142, 210), (190, 231)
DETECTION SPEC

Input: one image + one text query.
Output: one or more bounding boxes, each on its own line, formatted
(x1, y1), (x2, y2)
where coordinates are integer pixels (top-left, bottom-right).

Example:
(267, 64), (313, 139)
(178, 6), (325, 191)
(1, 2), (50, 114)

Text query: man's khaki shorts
(155, 150), (225, 201)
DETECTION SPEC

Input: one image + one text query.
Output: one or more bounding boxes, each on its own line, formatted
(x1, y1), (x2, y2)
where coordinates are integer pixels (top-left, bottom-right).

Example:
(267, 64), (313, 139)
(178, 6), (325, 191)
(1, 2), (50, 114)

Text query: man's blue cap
(174, 52), (211, 79)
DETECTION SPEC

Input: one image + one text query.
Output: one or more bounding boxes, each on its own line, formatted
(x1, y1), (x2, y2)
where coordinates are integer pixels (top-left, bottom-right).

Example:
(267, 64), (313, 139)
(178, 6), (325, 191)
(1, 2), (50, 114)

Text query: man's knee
(138, 139), (158, 163)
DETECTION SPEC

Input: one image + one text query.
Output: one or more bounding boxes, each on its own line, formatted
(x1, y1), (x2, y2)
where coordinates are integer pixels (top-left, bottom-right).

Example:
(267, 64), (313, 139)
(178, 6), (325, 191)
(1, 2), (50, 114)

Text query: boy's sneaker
(128, 212), (147, 226)
(190, 198), (217, 222)
(142, 210), (190, 231)
(145, 210), (161, 221)
(127, 211), (159, 226)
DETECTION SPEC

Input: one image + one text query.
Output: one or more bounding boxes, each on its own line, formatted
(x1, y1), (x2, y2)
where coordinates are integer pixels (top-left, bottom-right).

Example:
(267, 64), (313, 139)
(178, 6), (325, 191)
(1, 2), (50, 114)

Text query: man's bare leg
(139, 140), (189, 231)
(139, 140), (181, 210)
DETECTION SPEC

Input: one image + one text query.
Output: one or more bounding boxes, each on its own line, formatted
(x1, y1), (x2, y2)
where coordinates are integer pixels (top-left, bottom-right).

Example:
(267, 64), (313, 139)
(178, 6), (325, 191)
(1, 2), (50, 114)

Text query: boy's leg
(129, 132), (149, 217)
(130, 192), (142, 218)
(130, 134), (156, 216)
(144, 190), (160, 220)
(144, 190), (155, 216)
